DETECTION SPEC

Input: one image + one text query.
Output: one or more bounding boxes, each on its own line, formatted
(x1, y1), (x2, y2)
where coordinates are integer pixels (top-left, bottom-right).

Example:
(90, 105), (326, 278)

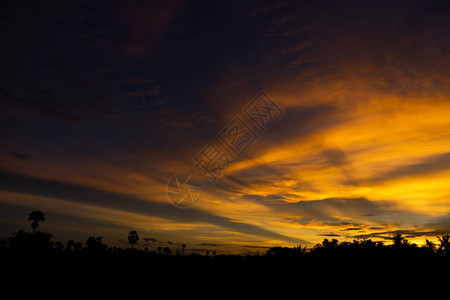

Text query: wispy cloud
(348, 152), (450, 186)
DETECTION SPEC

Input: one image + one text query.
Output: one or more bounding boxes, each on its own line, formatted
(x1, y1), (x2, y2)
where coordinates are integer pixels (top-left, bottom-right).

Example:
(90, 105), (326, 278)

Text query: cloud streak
(348, 152), (450, 186)
(0, 169), (305, 244)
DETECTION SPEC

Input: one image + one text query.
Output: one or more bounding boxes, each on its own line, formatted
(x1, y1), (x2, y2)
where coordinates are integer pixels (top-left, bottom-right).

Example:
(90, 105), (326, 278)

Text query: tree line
(1, 211), (450, 258)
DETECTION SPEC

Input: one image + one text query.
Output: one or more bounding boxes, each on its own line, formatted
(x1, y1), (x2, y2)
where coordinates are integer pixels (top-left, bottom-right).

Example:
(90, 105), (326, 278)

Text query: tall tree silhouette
(28, 211), (45, 233)
(128, 231), (139, 249)
(423, 239), (436, 253)
(181, 244), (186, 255)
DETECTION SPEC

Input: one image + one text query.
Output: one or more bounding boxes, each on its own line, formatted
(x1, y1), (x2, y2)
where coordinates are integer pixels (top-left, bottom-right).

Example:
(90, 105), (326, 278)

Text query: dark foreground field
(2, 214), (449, 289)
(2, 248), (448, 294)
(2, 232), (449, 285)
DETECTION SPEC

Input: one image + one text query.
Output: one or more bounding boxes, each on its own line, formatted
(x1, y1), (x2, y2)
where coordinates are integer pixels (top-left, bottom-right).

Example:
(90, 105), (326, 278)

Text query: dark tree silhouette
(0, 240), (6, 250)
(391, 233), (409, 248)
(7, 229), (53, 251)
(74, 242), (83, 251)
(358, 239), (381, 249)
(163, 247), (171, 255)
(157, 246), (163, 254)
(294, 244), (307, 254)
(322, 238), (339, 249)
(66, 240), (75, 251)
(28, 211), (45, 233)
(86, 236), (108, 253)
(55, 241), (64, 252)
(86, 237), (98, 248)
(128, 231), (139, 249)
(181, 244), (186, 255)
(437, 234), (450, 254)
(423, 239), (436, 253)
(266, 245), (306, 256)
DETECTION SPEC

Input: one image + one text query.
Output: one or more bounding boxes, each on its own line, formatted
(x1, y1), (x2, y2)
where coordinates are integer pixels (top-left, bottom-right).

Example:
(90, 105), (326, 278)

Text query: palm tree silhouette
(294, 244), (307, 254)
(181, 244), (186, 255)
(128, 230), (139, 249)
(437, 234), (450, 254)
(28, 211), (45, 233)
(391, 233), (409, 248)
(423, 239), (436, 253)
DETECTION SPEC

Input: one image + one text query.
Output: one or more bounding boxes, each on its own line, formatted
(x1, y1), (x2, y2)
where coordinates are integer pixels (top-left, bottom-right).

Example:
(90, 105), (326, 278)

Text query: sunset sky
(1, 0), (450, 254)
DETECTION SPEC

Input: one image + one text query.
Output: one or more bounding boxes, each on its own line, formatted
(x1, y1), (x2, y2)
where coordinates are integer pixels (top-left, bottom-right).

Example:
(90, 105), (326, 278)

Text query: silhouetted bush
(7, 230), (54, 252)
